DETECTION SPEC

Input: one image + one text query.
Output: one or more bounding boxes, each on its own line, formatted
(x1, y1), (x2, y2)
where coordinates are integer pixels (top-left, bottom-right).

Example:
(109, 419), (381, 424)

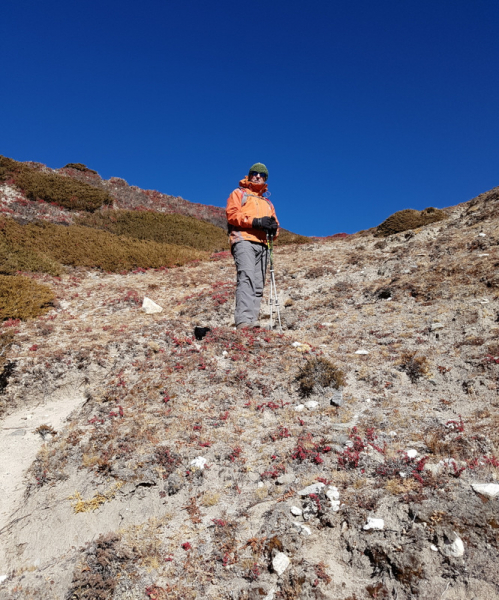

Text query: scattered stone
(441, 534), (465, 558)
(0, 576), (7, 584)
(222, 351), (228, 357)
(189, 456), (207, 470)
(478, 253), (490, 257)
(292, 522), (312, 535)
(406, 449), (418, 459)
(321, 322), (333, 327)
(355, 349), (369, 355)
(304, 400), (319, 409)
(478, 232), (486, 237)
(330, 389), (343, 407)
(430, 545), (438, 552)
(248, 472), (260, 483)
(290, 506), (302, 516)
(298, 482), (325, 496)
(431, 322), (444, 330)
(276, 473), (296, 485)
(142, 297), (163, 314)
(363, 517), (384, 531)
(272, 552), (290, 576)
(326, 487), (340, 501)
(294, 404), (305, 412)
(471, 483), (499, 498)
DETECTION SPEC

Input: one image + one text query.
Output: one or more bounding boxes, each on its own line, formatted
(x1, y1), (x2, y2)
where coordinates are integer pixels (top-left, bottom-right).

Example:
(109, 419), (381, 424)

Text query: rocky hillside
(0, 182), (498, 600)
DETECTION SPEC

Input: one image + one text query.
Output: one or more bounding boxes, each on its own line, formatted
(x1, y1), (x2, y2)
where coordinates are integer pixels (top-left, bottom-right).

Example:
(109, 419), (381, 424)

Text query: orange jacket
(226, 177), (279, 246)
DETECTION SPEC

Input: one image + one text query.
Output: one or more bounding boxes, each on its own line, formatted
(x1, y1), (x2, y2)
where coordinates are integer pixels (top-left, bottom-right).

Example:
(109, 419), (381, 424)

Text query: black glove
(252, 216), (277, 232)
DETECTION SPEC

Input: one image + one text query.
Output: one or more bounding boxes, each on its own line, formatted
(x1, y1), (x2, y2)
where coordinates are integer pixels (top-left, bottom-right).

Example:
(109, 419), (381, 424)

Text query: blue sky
(1, 0), (498, 236)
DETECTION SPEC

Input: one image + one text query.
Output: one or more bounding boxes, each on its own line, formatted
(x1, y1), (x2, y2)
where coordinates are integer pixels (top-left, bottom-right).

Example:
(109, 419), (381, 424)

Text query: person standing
(226, 163), (279, 329)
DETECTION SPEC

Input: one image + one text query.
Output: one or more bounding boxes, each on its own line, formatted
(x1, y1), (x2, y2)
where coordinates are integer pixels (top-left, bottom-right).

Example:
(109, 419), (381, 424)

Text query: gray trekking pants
(232, 240), (268, 326)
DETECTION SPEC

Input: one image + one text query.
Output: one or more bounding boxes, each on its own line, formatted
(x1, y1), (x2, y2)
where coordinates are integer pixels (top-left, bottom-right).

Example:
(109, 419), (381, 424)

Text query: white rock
(258, 482), (264, 488)
(59, 300), (70, 310)
(330, 500), (341, 512)
(355, 349), (369, 355)
(389, 431), (397, 437)
(222, 350), (228, 357)
(290, 506), (302, 516)
(442, 535), (464, 558)
(292, 341), (303, 347)
(478, 254), (490, 257)
(272, 552), (290, 575)
(293, 522), (312, 535)
(262, 588), (276, 600)
(0, 575), (6, 584)
(431, 322), (444, 330)
(189, 456), (207, 470)
(321, 322), (333, 327)
(298, 482), (325, 495)
(430, 545), (438, 552)
(294, 404), (305, 412)
(142, 297), (163, 314)
(363, 517), (384, 531)
(478, 232), (486, 237)
(326, 486), (340, 501)
(406, 449), (418, 459)
(365, 398), (371, 403)
(471, 483), (499, 498)
(304, 400), (319, 409)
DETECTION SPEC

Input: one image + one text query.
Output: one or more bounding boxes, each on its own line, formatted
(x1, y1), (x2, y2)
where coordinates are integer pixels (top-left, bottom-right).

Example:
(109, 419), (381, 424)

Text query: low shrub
(0, 232), (62, 276)
(0, 217), (208, 273)
(275, 230), (311, 246)
(375, 207), (448, 238)
(0, 155), (111, 211)
(0, 275), (55, 321)
(296, 357), (345, 397)
(76, 209), (229, 253)
(397, 352), (429, 383)
(64, 163), (98, 174)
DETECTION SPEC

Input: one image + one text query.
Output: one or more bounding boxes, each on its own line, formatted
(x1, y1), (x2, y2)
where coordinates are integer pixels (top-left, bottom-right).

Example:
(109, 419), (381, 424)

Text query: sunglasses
(249, 171), (267, 180)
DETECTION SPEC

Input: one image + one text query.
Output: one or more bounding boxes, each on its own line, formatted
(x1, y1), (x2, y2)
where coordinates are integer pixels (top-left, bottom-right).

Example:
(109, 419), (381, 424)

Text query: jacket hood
(239, 177), (268, 195)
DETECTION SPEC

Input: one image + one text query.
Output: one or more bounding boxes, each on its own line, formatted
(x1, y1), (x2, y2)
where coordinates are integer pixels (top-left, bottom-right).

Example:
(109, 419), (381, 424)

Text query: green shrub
(0, 217), (207, 273)
(375, 207), (448, 238)
(0, 275), (55, 321)
(296, 357), (345, 397)
(76, 210), (229, 253)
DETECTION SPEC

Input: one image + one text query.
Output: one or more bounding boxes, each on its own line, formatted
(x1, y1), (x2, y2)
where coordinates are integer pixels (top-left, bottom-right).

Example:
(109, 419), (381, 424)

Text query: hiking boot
(251, 322), (261, 329)
(236, 323), (252, 330)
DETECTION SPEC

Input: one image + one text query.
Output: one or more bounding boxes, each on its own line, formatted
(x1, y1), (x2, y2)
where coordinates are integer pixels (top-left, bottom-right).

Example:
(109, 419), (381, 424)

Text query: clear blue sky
(2, 0), (498, 236)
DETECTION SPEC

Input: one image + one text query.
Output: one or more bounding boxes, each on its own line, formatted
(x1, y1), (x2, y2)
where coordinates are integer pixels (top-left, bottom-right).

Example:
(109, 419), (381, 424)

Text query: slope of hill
(0, 181), (498, 599)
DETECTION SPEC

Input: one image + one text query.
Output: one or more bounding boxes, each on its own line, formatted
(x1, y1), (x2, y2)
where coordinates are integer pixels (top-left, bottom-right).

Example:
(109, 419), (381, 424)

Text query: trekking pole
(266, 233), (282, 333)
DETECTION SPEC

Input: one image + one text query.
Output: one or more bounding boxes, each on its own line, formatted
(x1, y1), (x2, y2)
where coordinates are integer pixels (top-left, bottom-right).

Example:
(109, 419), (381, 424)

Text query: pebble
(189, 456), (207, 470)
(297, 482), (325, 495)
(222, 351), (228, 357)
(304, 401), (319, 409)
(330, 389), (344, 407)
(0, 576), (7, 584)
(355, 349), (369, 355)
(363, 517), (384, 531)
(441, 535), (464, 558)
(478, 253), (489, 257)
(290, 506), (302, 516)
(294, 404), (305, 412)
(430, 545), (438, 552)
(406, 449), (418, 459)
(272, 552), (290, 576)
(478, 232), (486, 237)
(326, 487), (340, 501)
(293, 522), (312, 535)
(276, 473), (296, 485)
(142, 297), (163, 314)
(471, 483), (499, 498)
(431, 322), (444, 330)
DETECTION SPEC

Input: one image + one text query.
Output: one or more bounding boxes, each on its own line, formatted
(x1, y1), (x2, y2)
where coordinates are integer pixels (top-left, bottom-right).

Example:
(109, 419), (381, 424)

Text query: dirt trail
(0, 387), (86, 573)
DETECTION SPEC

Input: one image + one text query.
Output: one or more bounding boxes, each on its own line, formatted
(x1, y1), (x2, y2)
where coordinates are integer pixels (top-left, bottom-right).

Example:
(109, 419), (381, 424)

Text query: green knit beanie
(248, 163), (269, 179)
